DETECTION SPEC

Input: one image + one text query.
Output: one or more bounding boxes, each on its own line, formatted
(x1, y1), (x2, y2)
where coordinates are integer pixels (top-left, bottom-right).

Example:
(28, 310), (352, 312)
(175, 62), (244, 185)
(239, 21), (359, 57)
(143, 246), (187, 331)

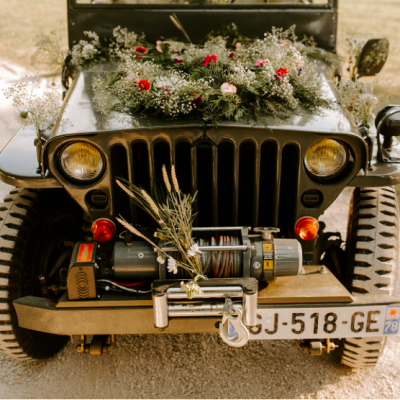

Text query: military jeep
(0, 0), (399, 368)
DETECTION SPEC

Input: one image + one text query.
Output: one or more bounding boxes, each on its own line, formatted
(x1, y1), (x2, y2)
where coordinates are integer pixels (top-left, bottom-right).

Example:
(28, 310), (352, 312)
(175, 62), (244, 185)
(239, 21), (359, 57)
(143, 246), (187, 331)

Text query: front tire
(0, 188), (83, 360)
(340, 187), (399, 368)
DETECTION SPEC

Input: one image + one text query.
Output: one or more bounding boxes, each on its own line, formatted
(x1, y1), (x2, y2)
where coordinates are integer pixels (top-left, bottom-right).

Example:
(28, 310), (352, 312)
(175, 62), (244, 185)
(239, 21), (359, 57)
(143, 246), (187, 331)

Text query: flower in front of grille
(181, 277), (203, 299)
(162, 165), (172, 193)
(157, 255), (165, 264)
(187, 243), (201, 257)
(167, 258), (178, 274)
(171, 165), (180, 193)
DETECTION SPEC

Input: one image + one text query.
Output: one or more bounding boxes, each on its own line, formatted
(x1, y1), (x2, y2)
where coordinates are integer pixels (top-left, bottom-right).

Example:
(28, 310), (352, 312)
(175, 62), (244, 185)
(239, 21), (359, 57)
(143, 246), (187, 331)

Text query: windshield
(76, 0), (330, 5)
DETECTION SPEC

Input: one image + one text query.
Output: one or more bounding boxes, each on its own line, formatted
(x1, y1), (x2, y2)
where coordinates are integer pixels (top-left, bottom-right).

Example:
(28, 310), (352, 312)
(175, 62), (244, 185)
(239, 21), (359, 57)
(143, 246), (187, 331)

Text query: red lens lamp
(295, 217), (319, 241)
(92, 218), (116, 242)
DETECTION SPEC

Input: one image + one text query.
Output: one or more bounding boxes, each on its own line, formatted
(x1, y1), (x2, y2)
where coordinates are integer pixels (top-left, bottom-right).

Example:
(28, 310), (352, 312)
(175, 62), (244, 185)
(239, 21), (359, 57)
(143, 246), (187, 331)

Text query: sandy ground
(0, 67), (399, 399)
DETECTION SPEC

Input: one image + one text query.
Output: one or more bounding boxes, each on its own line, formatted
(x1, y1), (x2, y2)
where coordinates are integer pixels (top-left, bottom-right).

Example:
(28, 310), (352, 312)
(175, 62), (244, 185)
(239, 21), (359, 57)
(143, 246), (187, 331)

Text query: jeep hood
(51, 59), (359, 139)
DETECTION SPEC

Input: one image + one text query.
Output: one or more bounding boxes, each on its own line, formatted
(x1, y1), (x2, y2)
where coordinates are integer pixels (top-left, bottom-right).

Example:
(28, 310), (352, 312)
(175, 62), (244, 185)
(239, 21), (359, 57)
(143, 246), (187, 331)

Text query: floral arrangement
(90, 25), (330, 125)
(115, 166), (205, 299)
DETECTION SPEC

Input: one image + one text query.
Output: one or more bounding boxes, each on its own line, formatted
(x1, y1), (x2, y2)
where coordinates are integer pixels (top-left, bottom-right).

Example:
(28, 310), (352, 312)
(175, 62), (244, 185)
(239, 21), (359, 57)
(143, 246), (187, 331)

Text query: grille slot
(278, 144), (300, 234)
(115, 132), (301, 234)
(131, 141), (151, 227)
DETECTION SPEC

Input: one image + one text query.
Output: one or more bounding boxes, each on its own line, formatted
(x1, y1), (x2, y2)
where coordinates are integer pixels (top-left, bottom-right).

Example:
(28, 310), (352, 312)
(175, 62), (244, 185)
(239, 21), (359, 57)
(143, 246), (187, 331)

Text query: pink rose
(255, 59), (266, 67)
(161, 86), (166, 91)
(229, 51), (235, 59)
(156, 40), (163, 53)
(220, 82), (237, 96)
(235, 42), (241, 50)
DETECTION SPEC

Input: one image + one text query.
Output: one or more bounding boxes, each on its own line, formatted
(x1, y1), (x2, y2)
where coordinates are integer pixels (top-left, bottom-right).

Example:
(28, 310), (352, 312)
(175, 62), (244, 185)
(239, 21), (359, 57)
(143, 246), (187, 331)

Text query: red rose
(191, 94), (202, 105)
(135, 46), (148, 58)
(138, 79), (151, 91)
(174, 58), (184, 64)
(275, 68), (288, 81)
(229, 51), (235, 59)
(203, 54), (218, 66)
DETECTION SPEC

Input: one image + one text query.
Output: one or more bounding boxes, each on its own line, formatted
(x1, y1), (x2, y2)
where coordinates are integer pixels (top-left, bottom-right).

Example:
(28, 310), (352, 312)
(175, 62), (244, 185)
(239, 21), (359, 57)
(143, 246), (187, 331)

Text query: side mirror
(357, 38), (389, 78)
(375, 105), (400, 162)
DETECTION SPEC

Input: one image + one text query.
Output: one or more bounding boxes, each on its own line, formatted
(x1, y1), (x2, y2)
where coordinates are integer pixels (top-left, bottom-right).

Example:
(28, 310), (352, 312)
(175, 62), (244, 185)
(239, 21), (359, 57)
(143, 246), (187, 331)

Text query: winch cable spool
(203, 236), (242, 278)
(170, 236), (242, 279)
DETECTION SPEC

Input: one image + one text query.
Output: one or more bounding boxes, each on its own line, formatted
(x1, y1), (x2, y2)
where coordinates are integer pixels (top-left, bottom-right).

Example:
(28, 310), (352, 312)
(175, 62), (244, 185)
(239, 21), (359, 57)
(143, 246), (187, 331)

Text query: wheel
(340, 187), (399, 368)
(0, 188), (83, 360)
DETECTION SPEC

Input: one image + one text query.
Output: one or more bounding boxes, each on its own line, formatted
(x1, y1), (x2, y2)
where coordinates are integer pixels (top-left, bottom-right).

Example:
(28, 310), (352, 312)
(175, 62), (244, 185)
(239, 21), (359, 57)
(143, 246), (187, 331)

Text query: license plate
(248, 305), (400, 340)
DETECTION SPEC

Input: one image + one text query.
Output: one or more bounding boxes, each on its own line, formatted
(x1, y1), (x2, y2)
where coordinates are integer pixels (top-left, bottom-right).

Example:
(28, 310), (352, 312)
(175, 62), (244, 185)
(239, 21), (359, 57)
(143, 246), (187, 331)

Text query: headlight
(60, 142), (104, 181)
(304, 139), (347, 178)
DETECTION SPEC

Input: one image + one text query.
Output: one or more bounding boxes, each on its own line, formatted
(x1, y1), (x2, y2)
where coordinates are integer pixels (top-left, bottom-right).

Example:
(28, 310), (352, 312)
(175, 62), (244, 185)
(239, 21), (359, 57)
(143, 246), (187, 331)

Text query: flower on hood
(157, 256), (165, 264)
(167, 258), (178, 274)
(135, 46), (147, 57)
(81, 44), (96, 58)
(275, 68), (288, 81)
(255, 59), (266, 67)
(174, 58), (184, 64)
(221, 83), (237, 96)
(191, 95), (202, 105)
(203, 54), (217, 66)
(138, 79), (151, 91)
(187, 243), (201, 257)
(229, 51), (235, 59)
(156, 40), (163, 53)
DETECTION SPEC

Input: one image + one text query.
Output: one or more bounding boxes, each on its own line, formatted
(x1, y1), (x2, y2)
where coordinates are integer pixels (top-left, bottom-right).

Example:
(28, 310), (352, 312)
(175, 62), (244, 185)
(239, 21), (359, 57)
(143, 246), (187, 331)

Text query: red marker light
(295, 217), (319, 241)
(92, 219), (116, 242)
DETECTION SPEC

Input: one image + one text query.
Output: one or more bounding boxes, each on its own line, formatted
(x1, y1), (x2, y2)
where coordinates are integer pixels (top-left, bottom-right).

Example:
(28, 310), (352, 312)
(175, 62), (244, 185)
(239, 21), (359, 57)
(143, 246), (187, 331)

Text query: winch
(66, 226), (302, 346)
(112, 226), (302, 281)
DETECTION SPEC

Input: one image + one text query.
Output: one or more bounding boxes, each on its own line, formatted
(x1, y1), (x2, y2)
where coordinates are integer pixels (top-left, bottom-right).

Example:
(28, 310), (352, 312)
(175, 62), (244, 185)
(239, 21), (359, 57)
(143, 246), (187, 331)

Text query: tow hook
(295, 338), (338, 355)
(219, 299), (250, 348)
(76, 334), (115, 356)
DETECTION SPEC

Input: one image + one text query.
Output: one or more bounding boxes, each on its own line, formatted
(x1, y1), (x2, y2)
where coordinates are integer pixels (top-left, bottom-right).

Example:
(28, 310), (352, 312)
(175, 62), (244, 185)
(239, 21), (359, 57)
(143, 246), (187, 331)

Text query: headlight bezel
(304, 138), (350, 182)
(59, 141), (106, 184)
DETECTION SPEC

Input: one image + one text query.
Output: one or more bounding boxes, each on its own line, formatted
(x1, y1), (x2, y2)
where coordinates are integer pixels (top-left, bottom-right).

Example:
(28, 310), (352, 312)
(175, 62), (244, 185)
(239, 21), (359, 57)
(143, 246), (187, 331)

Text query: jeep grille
(111, 133), (300, 235)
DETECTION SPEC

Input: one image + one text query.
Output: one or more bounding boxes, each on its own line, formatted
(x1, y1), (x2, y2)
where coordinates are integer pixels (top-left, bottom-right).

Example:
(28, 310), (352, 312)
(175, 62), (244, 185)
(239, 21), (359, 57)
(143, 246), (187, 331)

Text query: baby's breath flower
(3, 73), (64, 140)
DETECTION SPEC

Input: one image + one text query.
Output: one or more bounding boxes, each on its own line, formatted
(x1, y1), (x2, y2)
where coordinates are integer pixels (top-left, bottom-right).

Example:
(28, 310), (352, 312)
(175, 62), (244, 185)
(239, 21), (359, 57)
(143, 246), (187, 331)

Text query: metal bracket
(241, 227), (251, 277)
(253, 227), (280, 240)
(152, 278), (258, 335)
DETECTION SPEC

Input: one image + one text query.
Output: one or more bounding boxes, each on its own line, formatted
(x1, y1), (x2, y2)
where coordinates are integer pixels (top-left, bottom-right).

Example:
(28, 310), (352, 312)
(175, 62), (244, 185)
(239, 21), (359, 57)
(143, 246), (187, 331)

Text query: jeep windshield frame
(67, 0), (338, 50)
